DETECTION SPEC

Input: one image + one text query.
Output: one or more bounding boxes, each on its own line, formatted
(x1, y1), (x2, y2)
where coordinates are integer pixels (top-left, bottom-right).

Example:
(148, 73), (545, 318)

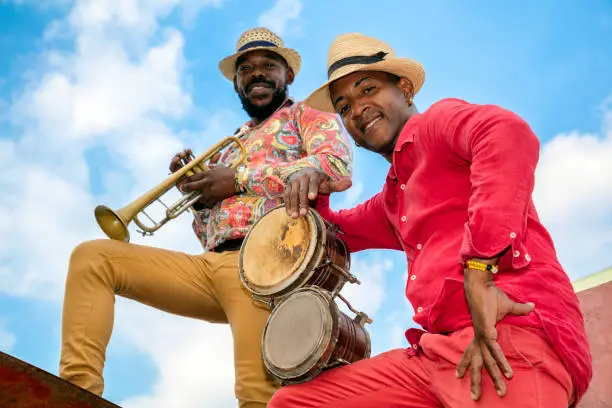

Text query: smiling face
(329, 70), (415, 157)
(234, 49), (294, 121)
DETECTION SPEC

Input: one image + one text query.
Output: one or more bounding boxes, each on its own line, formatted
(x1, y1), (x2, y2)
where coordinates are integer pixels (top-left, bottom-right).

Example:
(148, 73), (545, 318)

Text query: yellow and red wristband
(463, 259), (499, 274)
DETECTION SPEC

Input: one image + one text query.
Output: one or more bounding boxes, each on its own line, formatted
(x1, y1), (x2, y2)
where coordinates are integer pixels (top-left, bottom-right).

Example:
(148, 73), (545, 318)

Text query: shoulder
(291, 100), (343, 131)
(293, 100), (339, 120)
(423, 97), (471, 119)
(423, 97), (525, 126)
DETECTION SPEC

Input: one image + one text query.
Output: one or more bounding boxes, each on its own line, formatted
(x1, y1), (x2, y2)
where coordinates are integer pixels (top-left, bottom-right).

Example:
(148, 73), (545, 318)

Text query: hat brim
(218, 46), (302, 81)
(304, 58), (425, 113)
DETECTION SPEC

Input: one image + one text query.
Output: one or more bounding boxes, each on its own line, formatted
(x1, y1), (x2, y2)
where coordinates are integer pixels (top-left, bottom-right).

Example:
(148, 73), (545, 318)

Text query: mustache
(246, 79), (275, 92)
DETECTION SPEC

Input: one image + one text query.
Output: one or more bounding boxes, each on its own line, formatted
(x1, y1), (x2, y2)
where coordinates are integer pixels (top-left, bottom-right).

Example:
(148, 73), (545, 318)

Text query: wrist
(464, 267), (493, 286)
(463, 257), (499, 285)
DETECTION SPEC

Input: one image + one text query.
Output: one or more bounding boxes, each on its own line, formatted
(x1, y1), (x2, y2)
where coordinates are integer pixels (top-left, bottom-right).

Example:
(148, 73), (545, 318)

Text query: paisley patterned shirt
(191, 99), (353, 251)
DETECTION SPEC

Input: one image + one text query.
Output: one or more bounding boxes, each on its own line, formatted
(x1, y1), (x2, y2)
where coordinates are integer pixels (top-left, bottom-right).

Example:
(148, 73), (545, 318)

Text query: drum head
(263, 289), (336, 379)
(239, 206), (319, 295)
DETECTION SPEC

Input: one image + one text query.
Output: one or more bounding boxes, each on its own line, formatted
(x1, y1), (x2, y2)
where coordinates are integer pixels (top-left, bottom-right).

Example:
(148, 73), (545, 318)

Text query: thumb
(508, 300), (535, 316)
(329, 178), (352, 193)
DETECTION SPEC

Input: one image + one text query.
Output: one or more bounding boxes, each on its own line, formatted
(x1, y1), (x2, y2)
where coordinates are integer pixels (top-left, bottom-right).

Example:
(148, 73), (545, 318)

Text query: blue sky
(1, 1), (611, 407)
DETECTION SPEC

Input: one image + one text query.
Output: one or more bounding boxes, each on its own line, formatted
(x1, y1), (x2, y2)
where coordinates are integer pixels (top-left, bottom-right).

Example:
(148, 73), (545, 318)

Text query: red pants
(268, 325), (574, 408)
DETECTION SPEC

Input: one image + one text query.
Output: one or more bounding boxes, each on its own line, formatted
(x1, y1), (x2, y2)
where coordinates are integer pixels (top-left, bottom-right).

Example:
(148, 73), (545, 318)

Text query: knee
(67, 239), (117, 284)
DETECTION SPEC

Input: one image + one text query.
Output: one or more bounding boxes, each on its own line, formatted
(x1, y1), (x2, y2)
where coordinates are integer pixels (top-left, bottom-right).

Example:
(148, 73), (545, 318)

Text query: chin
(248, 93), (273, 105)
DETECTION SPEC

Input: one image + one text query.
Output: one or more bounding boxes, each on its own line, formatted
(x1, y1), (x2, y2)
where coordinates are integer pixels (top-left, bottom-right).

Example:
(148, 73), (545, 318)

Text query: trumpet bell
(93, 128), (249, 242)
(95, 205), (130, 242)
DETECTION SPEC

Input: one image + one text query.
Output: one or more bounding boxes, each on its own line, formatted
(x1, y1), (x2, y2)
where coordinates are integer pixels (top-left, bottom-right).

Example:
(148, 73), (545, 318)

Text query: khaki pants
(59, 239), (279, 407)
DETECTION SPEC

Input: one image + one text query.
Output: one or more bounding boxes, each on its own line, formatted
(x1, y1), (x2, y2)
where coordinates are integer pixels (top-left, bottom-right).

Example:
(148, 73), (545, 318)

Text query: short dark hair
(385, 72), (401, 84)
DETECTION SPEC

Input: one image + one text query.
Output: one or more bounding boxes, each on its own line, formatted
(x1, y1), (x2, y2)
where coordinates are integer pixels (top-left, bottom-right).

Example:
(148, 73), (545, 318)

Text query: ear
(286, 68), (295, 85)
(233, 76), (239, 93)
(397, 77), (414, 105)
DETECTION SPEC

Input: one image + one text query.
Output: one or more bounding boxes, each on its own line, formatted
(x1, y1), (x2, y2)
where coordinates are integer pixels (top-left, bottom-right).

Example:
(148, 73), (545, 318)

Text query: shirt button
(401, 216), (407, 222)
(416, 243), (422, 250)
(514, 250), (520, 257)
(412, 344), (418, 349)
(400, 184), (406, 190)
(525, 254), (531, 262)
(510, 232), (517, 239)
(417, 306), (423, 313)
(410, 275), (416, 281)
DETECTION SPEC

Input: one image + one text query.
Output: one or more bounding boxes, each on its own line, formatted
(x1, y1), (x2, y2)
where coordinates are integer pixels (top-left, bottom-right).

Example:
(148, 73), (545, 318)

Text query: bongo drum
(261, 287), (371, 384)
(239, 205), (357, 307)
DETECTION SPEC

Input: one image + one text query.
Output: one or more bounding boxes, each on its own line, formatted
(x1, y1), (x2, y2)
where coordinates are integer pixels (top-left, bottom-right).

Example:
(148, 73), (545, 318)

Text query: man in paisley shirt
(58, 27), (352, 408)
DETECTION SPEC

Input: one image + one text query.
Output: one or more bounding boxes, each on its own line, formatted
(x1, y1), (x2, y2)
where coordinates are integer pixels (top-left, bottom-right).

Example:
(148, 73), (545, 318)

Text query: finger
(171, 149), (192, 171)
(308, 173), (320, 201)
(288, 180), (300, 218)
(329, 178), (352, 193)
(470, 346), (484, 401)
(481, 343), (507, 397)
(469, 348), (484, 401)
(485, 338), (513, 379)
(283, 183), (293, 215)
(298, 177), (309, 216)
(182, 175), (208, 193)
(184, 172), (207, 183)
(509, 301), (535, 316)
(456, 343), (473, 378)
(169, 154), (182, 172)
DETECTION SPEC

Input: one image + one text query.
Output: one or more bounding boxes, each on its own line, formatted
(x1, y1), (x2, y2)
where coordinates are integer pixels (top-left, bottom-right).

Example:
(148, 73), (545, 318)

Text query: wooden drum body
(261, 287), (371, 384)
(239, 206), (357, 306)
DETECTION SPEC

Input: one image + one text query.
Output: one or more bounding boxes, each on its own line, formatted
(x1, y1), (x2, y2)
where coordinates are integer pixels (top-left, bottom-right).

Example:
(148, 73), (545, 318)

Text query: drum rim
(238, 205), (327, 296)
(262, 287), (339, 380)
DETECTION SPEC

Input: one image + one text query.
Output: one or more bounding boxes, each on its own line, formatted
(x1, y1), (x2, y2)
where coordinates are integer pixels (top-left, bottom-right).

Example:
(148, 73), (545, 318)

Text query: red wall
(576, 280), (612, 407)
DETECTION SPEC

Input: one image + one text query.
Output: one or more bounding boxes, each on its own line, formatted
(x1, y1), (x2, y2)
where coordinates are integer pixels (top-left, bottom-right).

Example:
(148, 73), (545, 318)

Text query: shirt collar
(394, 113), (421, 152)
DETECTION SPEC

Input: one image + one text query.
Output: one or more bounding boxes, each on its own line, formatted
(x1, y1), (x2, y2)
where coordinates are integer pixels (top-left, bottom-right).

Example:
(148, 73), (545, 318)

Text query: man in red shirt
(273, 33), (592, 407)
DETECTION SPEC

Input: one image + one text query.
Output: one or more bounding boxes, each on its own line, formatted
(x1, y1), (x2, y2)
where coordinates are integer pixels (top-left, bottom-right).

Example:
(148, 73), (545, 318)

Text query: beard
(238, 84), (288, 120)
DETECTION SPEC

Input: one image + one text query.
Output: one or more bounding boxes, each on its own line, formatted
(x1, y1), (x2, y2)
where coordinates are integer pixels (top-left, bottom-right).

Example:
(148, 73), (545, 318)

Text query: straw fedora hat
(219, 27), (302, 81)
(305, 33), (426, 113)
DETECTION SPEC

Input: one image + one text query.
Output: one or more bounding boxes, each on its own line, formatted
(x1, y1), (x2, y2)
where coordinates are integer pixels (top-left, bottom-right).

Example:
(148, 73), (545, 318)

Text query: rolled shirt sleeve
(431, 99), (540, 269)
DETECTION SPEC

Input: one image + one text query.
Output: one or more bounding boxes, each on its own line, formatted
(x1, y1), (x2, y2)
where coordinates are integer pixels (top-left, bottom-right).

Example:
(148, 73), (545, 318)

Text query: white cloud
(0, 0), (249, 407)
(257, 0), (303, 37)
(331, 179), (364, 210)
(533, 106), (612, 279)
(114, 301), (235, 408)
(0, 320), (16, 351)
(335, 254), (391, 326)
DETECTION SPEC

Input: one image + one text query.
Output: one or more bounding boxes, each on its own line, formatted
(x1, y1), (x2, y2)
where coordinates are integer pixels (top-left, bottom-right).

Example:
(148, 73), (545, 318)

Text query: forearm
(314, 192), (402, 253)
(237, 152), (351, 197)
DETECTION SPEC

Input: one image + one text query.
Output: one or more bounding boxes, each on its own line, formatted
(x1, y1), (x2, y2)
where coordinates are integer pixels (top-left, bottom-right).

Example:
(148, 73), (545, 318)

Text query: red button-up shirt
(315, 98), (592, 403)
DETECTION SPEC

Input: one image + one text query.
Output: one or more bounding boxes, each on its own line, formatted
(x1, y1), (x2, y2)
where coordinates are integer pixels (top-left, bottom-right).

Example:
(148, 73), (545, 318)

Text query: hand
(169, 148), (193, 173)
(456, 264), (535, 401)
(283, 168), (352, 218)
(180, 166), (237, 203)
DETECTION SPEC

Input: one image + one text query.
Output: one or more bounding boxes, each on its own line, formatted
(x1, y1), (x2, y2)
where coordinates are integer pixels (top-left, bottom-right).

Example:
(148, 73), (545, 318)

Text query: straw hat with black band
(219, 27), (302, 81)
(305, 33), (426, 113)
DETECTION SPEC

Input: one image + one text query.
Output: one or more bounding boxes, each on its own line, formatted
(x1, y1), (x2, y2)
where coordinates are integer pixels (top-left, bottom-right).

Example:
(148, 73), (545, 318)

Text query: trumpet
(94, 126), (249, 242)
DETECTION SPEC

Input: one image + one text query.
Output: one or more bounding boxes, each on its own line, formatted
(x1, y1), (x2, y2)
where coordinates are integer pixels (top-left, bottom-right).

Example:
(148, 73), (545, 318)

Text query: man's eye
(363, 86), (375, 94)
(339, 104), (350, 116)
(239, 65), (250, 71)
